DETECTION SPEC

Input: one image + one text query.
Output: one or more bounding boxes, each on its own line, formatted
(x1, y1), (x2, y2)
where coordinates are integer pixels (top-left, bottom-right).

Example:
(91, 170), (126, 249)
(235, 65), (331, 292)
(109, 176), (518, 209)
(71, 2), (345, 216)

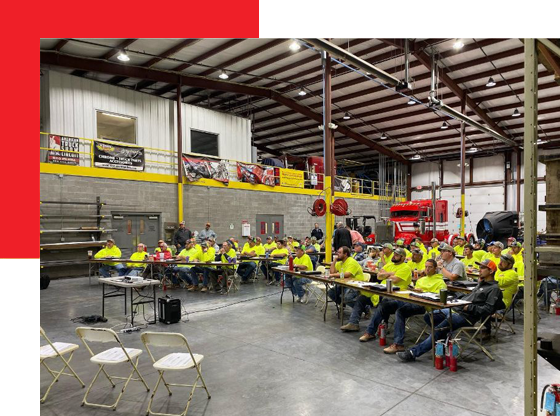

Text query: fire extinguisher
(449, 339), (458, 372)
(435, 341), (445, 370)
(378, 321), (386, 346)
(288, 254), (294, 271)
(540, 384), (560, 415)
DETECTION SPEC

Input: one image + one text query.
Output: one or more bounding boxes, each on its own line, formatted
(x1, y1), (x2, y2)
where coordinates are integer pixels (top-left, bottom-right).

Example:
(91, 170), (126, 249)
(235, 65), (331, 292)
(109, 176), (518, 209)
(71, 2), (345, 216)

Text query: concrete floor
(41, 277), (559, 416)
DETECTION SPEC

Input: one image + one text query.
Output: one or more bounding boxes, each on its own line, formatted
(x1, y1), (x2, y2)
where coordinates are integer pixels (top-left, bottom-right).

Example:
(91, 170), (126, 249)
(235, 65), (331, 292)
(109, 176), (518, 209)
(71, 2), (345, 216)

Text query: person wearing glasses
(437, 243), (466, 281)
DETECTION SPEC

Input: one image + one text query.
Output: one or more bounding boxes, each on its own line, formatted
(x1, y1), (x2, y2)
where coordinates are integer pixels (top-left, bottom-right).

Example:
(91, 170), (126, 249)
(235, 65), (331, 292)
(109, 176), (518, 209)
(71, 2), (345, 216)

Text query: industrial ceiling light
(536, 139), (547, 145)
(441, 121), (449, 130)
(457, 162), (470, 167)
(380, 132), (388, 140)
(117, 50), (130, 62)
(343, 112), (351, 120)
(466, 146), (479, 153)
(289, 40), (301, 51)
(407, 98), (416, 105)
(512, 108), (521, 117)
(486, 77), (496, 87)
(453, 39), (464, 50)
(298, 88), (307, 96)
(219, 70), (229, 80)
(410, 154), (422, 160)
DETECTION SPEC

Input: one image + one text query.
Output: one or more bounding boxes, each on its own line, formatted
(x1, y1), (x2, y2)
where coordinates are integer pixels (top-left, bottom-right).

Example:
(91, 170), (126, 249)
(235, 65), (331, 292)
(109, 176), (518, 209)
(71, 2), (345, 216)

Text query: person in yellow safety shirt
(427, 238), (441, 260)
(121, 243), (149, 277)
(494, 253), (519, 309)
(408, 249), (427, 280)
(95, 238), (125, 277)
(460, 244), (479, 272)
(340, 248), (411, 335)
(483, 241), (504, 265)
(207, 241), (237, 294)
(511, 250), (525, 309)
(228, 238), (239, 252)
(472, 239), (487, 262)
(266, 239), (289, 285)
(395, 239), (412, 259)
(412, 237), (428, 254)
(328, 245), (367, 307)
(502, 237), (522, 257)
(290, 246), (314, 303)
(189, 240), (217, 292)
(380, 243), (395, 267)
(509, 241), (523, 263)
(172, 240), (201, 288)
(453, 235), (466, 256)
(189, 238), (202, 255)
(286, 236), (300, 253)
(263, 236), (277, 253)
(238, 237), (264, 283)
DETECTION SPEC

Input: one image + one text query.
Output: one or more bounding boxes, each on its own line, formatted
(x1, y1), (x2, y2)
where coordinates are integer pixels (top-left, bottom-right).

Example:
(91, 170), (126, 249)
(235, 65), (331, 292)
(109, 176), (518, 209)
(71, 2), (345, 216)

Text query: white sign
(241, 221), (251, 237)
(310, 173), (318, 186)
(229, 223), (234, 230)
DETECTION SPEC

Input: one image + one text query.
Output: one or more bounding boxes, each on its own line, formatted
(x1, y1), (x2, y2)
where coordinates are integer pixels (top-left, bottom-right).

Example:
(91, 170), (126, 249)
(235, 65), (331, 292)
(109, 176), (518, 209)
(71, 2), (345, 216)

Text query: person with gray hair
(437, 243), (466, 281)
(207, 241), (237, 294)
(199, 222), (217, 242)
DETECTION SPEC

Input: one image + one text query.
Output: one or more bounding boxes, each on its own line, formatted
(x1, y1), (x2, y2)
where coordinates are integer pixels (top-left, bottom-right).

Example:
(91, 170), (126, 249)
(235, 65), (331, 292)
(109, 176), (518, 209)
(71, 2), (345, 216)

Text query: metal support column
(516, 150), (522, 213)
(505, 152), (512, 211)
(523, 38), (538, 416)
(460, 95), (466, 238)
(322, 52), (334, 262)
(177, 84), (184, 223)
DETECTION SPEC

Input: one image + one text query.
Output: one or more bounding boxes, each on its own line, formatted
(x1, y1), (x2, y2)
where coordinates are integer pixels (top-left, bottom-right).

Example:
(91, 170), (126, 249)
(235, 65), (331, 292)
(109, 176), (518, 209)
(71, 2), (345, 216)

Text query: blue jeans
(328, 286), (359, 306)
(120, 267), (144, 277)
(292, 277), (312, 297)
(171, 266), (193, 285)
(261, 262), (282, 281)
(410, 309), (471, 358)
(237, 262), (257, 281)
(100, 263), (125, 277)
(189, 266), (209, 286)
(393, 303), (426, 345)
(349, 295), (374, 324)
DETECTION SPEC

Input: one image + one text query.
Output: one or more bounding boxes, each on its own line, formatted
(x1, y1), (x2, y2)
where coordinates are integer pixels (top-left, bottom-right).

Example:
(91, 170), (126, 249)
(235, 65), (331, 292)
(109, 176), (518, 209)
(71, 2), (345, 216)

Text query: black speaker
(158, 297), (181, 324)
(476, 211), (519, 246)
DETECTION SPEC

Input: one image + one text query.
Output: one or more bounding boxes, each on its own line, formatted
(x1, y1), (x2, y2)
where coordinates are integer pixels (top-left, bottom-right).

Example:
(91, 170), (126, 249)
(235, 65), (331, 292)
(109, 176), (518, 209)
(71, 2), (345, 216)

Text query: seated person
(395, 239), (412, 259)
(495, 253), (519, 309)
(357, 259), (447, 353)
(263, 236), (277, 253)
(154, 241), (172, 259)
(361, 246), (381, 269)
(460, 244), (479, 272)
(94, 238), (125, 277)
(188, 241), (216, 291)
(427, 238), (441, 260)
(286, 236), (300, 253)
(237, 237), (263, 283)
(398, 258), (503, 363)
(453, 235), (466, 256)
(340, 248), (411, 333)
(437, 243), (466, 281)
(380, 243), (394, 267)
(171, 240), (201, 287)
(509, 241), (523, 263)
(408, 249), (427, 280)
(351, 242), (367, 262)
(290, 246), (314, 303)
(305, 237), (319, 269)
(412, 237), (427, 254)
(484, 241), (503, 265)
(328, 246), (367, 307)
(121, 243), (149, 277)
(263, 240), (289, 284)
(502, 237), (518, 256)
(472, 239), (487, 262)
(208, 241), (237, 294)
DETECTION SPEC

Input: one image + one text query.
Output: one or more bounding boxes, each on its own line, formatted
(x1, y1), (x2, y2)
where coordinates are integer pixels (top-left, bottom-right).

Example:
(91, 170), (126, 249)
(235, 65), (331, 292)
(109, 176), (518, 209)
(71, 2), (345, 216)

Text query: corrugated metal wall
(46, 70), (251, 173)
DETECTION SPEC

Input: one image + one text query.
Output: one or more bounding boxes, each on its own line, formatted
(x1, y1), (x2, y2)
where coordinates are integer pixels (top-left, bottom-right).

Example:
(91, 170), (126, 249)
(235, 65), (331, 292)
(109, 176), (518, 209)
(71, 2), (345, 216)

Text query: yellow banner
(279, 168), (304, 188)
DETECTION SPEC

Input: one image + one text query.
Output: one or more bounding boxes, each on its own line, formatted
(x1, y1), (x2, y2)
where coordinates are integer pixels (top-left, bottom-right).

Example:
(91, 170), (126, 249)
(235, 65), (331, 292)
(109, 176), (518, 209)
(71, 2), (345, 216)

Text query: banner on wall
(182, 155), (229, 185)
(47, 135), (79, 165)
(334, 177), (351, 193)
(93, 141), (145, 171)
(236, 162), (275, 186)
(279, 168), (304, 188)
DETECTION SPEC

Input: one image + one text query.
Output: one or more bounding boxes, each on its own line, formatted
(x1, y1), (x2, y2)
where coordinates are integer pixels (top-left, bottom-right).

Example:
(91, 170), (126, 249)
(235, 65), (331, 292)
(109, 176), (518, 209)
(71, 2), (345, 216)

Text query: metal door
(111, 213), (160, 257)
(256, 214), (284, 240)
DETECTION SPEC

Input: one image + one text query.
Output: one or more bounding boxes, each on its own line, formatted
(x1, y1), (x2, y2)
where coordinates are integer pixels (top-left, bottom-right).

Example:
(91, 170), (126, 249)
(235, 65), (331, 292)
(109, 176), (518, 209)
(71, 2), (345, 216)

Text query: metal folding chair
(75, 327), (150, 410)
(492, 289), (518, 337)
(141, 332), (211, 416)
(455, 315), (495, 361)
(40, 327), (85, 403)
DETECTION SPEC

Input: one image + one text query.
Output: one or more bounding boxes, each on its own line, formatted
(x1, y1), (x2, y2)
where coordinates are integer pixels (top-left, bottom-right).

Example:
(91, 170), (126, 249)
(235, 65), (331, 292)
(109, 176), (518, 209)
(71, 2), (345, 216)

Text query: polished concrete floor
(40, 276), (559, 416)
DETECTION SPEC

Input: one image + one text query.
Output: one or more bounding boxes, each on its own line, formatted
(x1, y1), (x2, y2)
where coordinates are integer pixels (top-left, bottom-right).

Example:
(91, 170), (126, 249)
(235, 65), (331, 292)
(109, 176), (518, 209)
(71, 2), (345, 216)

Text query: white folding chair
(75, 327), (150, 410)
(141, 332), (211, 416)
(40, 327), (85, 403)
(309, 266), (327, 310)
(455, 315), (495, 361)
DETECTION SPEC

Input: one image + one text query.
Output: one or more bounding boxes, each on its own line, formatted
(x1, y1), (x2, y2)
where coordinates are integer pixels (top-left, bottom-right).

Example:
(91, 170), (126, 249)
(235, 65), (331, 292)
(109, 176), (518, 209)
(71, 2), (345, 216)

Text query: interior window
(96, 111), (136, 144)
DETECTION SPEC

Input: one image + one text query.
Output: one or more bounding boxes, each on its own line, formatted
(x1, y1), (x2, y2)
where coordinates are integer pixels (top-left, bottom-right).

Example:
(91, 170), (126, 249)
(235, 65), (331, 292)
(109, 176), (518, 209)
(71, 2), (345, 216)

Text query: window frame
(190, 128), (219, 157)
(95, 110), (138, 145)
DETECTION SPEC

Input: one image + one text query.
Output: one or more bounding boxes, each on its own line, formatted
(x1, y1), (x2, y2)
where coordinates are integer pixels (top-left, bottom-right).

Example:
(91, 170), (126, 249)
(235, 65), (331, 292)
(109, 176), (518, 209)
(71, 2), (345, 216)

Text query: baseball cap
(410, 241), (421, 248)
(456, 235), (465, 241)
(382, 243), (394, 250)
(371, 245), (381, 251)
(200, 241), (208, 247)
(206, 222), (211, 227)
(507, 237), (516, 243)
(430, 238), (439, 243)
(107, 238), (115, 243)
(394, 248), (406, 257)
(411, 248), (422, 255)
(513, 241), (522, 248)
(476, 238), (486, 246)
(439, 243), (454, 253)
(266, 236), (272, 240)
(494, 241), (504, 249)
(500, 253), (515, 264)
(396, 239), (404, 246)
(476, 258), (497, 272)
(180, 221), (185, 225)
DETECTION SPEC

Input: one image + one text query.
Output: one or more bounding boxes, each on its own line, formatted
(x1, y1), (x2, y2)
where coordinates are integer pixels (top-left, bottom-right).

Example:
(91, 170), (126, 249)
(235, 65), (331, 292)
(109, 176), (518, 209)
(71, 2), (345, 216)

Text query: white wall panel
(443, 160), (461, 184)
(473, 154), (504, 182)
(410, 162), (439, 187)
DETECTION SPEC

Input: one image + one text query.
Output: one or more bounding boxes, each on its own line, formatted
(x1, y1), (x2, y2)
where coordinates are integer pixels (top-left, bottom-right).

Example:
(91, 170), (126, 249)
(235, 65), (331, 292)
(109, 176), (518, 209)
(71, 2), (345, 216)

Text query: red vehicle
(389, 199), (474, 246)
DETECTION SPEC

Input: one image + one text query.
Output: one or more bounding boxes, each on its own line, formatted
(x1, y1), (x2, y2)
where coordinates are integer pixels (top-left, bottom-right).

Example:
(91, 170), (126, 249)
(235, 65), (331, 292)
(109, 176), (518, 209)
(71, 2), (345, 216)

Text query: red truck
(389, 199), (474, 246)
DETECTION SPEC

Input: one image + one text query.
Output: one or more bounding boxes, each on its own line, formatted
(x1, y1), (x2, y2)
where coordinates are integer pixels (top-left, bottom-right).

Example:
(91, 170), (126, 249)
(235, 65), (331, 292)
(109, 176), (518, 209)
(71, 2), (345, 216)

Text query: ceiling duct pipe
(302, 38), (401, 87)
(429, 50), (437, 102)
(396, 39), (412, 91)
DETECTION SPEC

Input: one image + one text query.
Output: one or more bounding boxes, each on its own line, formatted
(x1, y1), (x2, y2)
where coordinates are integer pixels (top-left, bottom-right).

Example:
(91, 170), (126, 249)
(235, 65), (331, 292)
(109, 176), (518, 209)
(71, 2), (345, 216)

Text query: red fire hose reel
(308, 198), (350, 217)
(308, 199), (327, 217)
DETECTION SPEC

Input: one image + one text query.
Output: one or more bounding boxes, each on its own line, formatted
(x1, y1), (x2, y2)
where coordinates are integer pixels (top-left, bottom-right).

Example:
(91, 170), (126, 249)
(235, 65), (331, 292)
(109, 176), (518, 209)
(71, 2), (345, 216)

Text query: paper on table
(398, 290), (414, 294)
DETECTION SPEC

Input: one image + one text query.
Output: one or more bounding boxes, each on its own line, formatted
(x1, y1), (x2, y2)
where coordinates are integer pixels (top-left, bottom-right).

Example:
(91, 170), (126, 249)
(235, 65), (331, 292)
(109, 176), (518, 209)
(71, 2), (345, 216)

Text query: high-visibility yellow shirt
(294, 254), (313, 271)
(241, 243), (258, 262)
(408, 256), (427, 274)
(313, 243), (321, 252)
(177, 247), (201, 268)
(495, 268), (519, 308)
(202, 247), (216, 268)
(382, 262), (413, 291)
(461, 256), (479, 270)
(126, 251), (148, 268)
(220, 248), (237, 269)
(414, 243), (428, 254)
(271, 248), (289, 265)
(335, 256), (365, 280)
(483, 253), (501, 267)
(514, 260), (524, 286)
(415, 273), (447, 293)
(254, 244), (265, 256)
(427, 248), (440, 259)
(264, 243), (277, 252)
(382, 253), (394, 265)
(454, 245), (465, 256)
(94, 245), (122, 266)
(473, 250), (487, 262)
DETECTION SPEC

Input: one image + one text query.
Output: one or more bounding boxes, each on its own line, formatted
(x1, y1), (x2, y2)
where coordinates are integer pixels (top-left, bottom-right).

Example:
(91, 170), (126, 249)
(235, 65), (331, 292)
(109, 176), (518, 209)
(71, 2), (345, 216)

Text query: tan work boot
(359, 332), (376, 342)
(200, 286), (208, 292)
(383, 343), (405, 354)
(340, 323), (360, 332)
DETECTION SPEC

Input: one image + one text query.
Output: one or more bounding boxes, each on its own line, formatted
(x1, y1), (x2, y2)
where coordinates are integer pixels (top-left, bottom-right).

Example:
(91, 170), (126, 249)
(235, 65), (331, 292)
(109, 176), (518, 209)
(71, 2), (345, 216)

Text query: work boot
(200, 286), (208, 293)
(340, 323), (360, 332)
(396, 349), (416, 362)
(383, 343), (405, 354)
(359, 332), (376, 342)
(300, 292), (309, 304)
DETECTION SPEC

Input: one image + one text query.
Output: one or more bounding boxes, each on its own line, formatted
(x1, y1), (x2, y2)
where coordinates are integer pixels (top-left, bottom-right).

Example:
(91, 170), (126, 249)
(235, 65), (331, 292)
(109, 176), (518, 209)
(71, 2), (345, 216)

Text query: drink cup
(440, 289), (448, 304)
(88, 250), (93, 259)
(159, 252), (164, 260)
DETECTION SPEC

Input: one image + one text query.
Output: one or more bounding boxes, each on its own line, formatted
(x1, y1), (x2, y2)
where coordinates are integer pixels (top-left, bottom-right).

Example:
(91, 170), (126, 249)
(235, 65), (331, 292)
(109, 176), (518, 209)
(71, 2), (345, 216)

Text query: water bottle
(386, 279), (393, 293)
(288, 255), (294, 271)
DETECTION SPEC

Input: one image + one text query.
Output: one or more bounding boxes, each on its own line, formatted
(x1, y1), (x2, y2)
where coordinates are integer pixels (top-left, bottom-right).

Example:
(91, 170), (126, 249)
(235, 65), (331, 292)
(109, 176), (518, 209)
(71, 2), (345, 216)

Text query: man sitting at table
(357, 259), (448, 353)
(473, 239), (487, 262)
(121, 243), (149, 277)
(437, 243), (466, 281)
(286, 236), (299, 252)
(408, 249), (427, 279)
(412, 237), (427, 254)
(380, 243), (394, 267)
(495, 253), (519, 309)
(460, 244), (479, 271)
(263, 236), (277, 253)
(171, 240), (201, 288)
(305, 237), (319, 269)
(351, 242), (367, 262)
(290, 246), (314, 304)
(187, 241), (214, 291)
(238, 237), (264, 283)
(427, 238), (440, 260)
(340, 248), (411, 332)
(453, 235), (466, 256)
(208, 241), (237, 294)
(94, 238), (125, 277)
(484, 241), (503, 265)
(328, 246), (366, 307)
(262, 239), (289, 284)
(395, 239), (412, 259)
(155, 241), (173, 259)
(361, 246), (381, 269)
(397, 259), (504, 363)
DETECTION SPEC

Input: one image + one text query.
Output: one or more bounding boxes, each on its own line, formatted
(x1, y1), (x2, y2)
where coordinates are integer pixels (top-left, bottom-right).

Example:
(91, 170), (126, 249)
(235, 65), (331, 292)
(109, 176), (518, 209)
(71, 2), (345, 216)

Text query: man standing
(349, 226), (365, 245)
(94, 239), (125, 277)
(173, 221), (191, 253)
(333, 223), (352, 251)
(397, 259), (503, 363)
(199, 222), (217, 242)
(438, 243), (467, 281)
(311, 223), (324, 241)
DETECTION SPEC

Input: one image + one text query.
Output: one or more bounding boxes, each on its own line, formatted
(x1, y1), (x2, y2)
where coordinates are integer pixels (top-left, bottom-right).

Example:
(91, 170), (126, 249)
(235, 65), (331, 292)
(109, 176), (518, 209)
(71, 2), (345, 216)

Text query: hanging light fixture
(298, 88), (307, 96)
(289, 40), (301, 51)
(466, 147), (479, 153)
(117, 50), (130, 62)
(218, 70), (229, 79)
(380, 133), (387, 140)
(486, 77), (496, 87)
(453, 39), (464, 50)
(343, 112), (351, 120)
(407, 98), (416, 105)
(536, 139), (547, 145)
(410, 154), (422, 160)
(512, 108), (521, 117)
(441, 121), (449, 130)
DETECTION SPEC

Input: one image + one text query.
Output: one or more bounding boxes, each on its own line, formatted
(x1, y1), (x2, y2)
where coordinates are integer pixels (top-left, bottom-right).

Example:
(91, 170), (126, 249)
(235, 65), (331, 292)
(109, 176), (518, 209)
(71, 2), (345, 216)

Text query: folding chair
(225, 269), (239, 294)
(309, 266), (327, 310)
(455, 315), (494, 361)
(492, 289), (518, 337)
(40, 327), (85, 403)
(141, 332), (211, 416)
(75, 327), (150, 410)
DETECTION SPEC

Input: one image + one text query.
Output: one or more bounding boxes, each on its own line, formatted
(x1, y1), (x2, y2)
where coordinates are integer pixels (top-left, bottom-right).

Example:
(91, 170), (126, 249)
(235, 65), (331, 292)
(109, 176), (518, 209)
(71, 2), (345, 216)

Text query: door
(111, 213), (160, 257)
(256, 214), (284, 241)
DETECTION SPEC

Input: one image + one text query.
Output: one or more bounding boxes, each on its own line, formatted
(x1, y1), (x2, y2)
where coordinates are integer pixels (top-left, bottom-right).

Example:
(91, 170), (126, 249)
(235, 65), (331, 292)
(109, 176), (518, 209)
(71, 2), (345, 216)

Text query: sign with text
(279, 168), (304, 188)
(93, 141), (145, 171)
(237, 162), (275, 186)
(182, 155), (229, 185)
(47, 135), (79, 165)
